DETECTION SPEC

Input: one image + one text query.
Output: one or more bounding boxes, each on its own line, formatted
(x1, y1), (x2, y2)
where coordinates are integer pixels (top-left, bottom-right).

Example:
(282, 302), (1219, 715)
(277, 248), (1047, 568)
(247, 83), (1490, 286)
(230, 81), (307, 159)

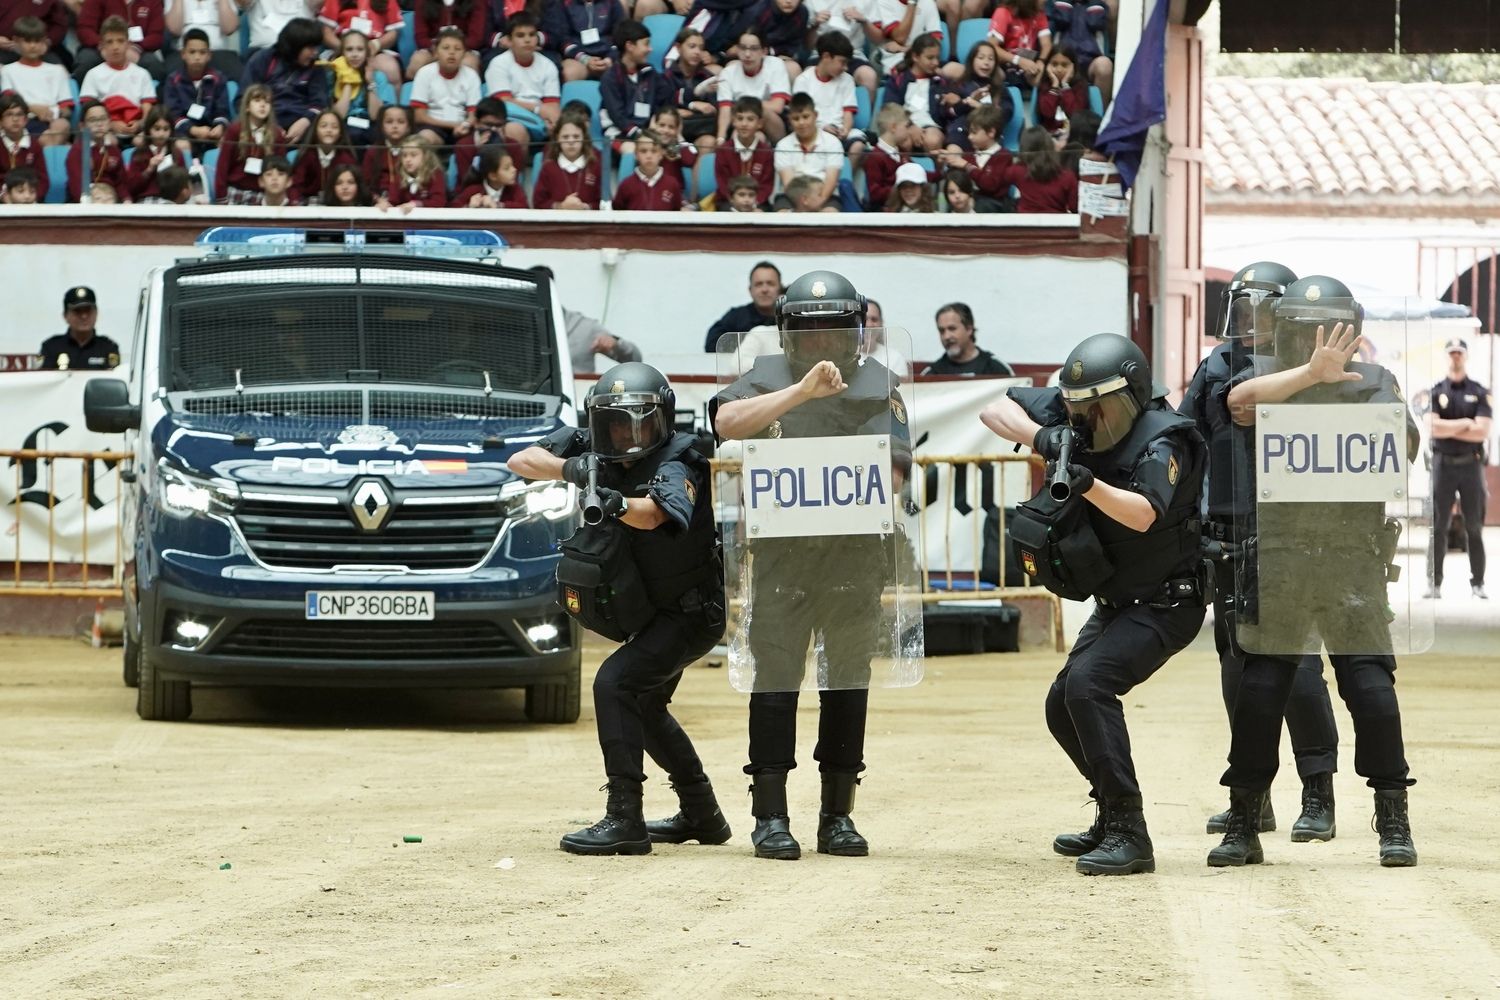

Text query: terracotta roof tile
(1206, 77), (1500, 202)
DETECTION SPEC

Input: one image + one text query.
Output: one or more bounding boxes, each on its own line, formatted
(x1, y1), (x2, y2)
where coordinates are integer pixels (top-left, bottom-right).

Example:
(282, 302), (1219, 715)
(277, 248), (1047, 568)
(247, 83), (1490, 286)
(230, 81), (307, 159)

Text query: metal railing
(1, 448), (127, 597)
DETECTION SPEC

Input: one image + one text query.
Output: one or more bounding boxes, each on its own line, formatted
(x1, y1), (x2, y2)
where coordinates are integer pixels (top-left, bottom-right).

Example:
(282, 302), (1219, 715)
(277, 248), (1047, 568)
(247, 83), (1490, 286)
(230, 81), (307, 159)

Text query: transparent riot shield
(1232, 311), (1435, 656)
(712, 326), (924, 693)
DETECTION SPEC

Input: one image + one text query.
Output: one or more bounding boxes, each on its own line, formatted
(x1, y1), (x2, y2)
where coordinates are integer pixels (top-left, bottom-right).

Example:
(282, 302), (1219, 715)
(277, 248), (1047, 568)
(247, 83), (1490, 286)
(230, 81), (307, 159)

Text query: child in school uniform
(257, 154), (299, 206)
(648, 105), (697, 190)
(482, 11), (558, 149)
(662, 27), (718, 150)
(1036, 44), (1090, 137)
(1, 164), (40, 202)
(861, 101), (911, 208)
(0, 16), (73, 146)
(326, 30), (384, 146)
(613, 128), (684, 211)
(290, 109), (358, 203)
(323, 162), (374, 205)
(161, 29), (232, 156)
(531, 112), (600, 209)
(942, 102), (1010, 200)
(125, 107), (194, 201)
(722, 173), (761, 211)
(79, 16), (157, 140)
(362, 103), (413, 192)
(792, 33), (865, 167)
(408, 0), (487, 80)
(713, 94), (774, 207)
(0, 94), (47, 201)
(380, 134), (448, 208)
(66, 99), (128, 201)
(999, 123), (1075, 213)
(450, 144), (528, 208)
(452, 98), (527, 181)
(214, 83), (287, 204)
(410, 27), (482, 148)
(317, 0), (405, 87)
(879, 34), (946, 153)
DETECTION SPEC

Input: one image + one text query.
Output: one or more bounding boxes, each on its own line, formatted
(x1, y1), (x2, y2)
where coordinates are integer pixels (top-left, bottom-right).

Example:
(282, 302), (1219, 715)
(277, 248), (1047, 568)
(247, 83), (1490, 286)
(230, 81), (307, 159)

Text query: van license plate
(305, 591), (436, 620)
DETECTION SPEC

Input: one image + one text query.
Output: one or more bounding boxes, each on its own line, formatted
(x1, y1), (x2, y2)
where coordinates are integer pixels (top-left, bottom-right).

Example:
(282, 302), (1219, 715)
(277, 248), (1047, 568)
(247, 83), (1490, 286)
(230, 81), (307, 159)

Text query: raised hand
(1306, 322), (1365, 384)
(798, 359), (847, 399)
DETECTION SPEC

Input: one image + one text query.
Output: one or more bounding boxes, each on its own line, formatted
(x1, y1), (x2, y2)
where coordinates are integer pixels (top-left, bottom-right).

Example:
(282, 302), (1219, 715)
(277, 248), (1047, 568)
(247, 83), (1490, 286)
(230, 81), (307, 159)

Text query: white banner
(1257, 403), (1409, 503)
(741, 435), (894, 539)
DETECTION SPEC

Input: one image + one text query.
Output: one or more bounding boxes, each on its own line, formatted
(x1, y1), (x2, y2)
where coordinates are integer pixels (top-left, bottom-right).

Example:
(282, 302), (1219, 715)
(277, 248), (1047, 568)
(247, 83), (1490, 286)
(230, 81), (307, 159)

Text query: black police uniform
(539, 427), (725, 789)
(1426, 374), (1491, 590)
(39, 332), (121, 371)
(1180, 344), (1338, 786)
(1010, 387), (1207, 804)
(710, 353), (911, 780)
(1219, 362), (1418, 797)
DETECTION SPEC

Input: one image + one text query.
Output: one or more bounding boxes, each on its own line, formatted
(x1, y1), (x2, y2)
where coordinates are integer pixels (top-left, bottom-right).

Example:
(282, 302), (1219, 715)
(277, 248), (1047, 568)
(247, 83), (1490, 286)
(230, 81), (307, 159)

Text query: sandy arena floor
(1, 630), (1498, 999)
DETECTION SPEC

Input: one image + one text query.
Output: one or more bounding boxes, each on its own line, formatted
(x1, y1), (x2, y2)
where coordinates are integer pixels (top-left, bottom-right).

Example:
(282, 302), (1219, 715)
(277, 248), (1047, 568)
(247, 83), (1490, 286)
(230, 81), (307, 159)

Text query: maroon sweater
(66, 137), (128, 201)
(532, 158), (601, 209)
(449, 180), (528, 208)
(214, 122), (286, 198)
(713, 137), (773, 205)
(290, 145), (358, 203)
(123, 142), (191, 199)
(387, 171), (448, 208)
(614, 170), (682, 211)
(77, 0), (164, 50)
(1000, 162), (1078, 213)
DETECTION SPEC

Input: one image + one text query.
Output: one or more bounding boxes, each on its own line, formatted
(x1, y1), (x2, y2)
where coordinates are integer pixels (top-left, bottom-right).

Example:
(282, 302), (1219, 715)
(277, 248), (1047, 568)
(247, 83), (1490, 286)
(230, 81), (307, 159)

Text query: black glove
(1065, 463), (1095, 494)
(596, 487), (628, 519)
(1032, 425), (1074, 462)
(561, 456), (592, 489)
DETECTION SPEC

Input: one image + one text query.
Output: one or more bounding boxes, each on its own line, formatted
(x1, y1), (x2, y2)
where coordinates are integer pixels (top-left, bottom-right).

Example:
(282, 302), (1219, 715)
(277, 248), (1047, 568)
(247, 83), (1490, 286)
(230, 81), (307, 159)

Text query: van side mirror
(84, 378), (140, 434)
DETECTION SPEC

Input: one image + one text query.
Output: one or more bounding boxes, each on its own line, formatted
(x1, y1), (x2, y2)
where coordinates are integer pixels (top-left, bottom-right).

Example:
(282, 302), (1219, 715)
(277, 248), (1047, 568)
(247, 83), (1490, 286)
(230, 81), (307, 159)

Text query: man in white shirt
(773, 92), (844, 211)
(714, 28), (791, 143)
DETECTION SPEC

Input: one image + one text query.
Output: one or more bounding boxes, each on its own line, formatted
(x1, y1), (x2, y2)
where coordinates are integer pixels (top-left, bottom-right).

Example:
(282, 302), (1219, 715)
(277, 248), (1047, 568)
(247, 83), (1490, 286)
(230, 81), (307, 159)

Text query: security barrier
(1, 448), (127, 597)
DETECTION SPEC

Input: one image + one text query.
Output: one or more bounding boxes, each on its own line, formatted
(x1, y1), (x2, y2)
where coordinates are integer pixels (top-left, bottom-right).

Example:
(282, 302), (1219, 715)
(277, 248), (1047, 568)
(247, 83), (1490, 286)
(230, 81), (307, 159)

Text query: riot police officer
(1425, 337), (1491, 600)
(510, 363), (730, 856)
(982, 333), (1208, 876)
(710, 269), (911, 861)
(1211, 276), (1419, 869)
(1180, 261), (1340, 842)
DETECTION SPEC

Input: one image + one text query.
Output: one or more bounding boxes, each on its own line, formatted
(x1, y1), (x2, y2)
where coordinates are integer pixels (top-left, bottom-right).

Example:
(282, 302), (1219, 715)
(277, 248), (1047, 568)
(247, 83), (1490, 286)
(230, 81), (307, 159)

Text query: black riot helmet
(1273, 275), (1364, 366)
(774, 269), (867, 372)
(1057, 333), (1159, 453)
(586, 362), (676, 461)
(1216, 261), (1297, 342)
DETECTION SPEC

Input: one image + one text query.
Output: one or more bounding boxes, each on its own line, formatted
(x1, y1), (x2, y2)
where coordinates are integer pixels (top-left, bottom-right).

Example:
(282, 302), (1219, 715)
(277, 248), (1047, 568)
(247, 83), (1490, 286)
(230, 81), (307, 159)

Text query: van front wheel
(137, 651), (192, 721)
(524, 658), (581, 724)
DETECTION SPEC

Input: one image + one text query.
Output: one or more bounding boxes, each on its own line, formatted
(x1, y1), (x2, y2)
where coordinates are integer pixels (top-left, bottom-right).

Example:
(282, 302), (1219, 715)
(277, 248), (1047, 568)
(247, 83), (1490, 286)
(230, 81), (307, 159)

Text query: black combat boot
(1290, 772), (1336, 842)
(816, 772), (869, 857)
(559, 779), (652, 856)
(1206, 794), (1276, 834)
(1053, 797), (1108, 857)
(1075, 796), (1155, 875)
(749, 773), (801, 861)
(1373, 789), (1418, 867)
(1207, 787), (1266, 867)
(645, 778), (733, 845)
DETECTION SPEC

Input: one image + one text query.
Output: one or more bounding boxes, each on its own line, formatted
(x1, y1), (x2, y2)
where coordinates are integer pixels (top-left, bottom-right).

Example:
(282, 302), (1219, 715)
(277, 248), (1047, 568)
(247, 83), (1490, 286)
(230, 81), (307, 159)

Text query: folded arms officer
(1425, 337), (1491, 600)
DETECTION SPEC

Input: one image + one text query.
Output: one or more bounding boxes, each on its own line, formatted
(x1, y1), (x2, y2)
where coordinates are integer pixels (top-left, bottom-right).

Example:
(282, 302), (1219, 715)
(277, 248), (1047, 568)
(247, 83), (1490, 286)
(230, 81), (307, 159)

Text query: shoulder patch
(1167, 454), (1179, 486)
(890, 398), (907, 424)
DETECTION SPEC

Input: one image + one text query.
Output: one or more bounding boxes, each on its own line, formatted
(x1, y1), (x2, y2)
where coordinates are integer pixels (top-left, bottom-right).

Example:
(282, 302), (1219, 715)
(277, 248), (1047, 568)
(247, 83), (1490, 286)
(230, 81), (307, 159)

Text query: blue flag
(1095, 0), (1168, 189)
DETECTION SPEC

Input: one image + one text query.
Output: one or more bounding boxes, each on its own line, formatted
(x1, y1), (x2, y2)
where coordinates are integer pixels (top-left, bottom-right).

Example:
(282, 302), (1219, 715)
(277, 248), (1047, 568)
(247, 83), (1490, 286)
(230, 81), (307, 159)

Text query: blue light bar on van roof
(195, 228), (506, 259)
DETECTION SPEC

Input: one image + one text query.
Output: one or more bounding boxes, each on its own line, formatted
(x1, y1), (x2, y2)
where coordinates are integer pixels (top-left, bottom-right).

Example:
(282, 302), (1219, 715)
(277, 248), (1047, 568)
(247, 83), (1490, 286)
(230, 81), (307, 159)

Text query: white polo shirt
(0, 60), (72, 114)
(805, 0), (875, 52)
(774, 129), (844, 179)
(411, 63), (482, 124)
(80, 62), (157, 112)
(245, 0), (315, 51)
(484, 50), (561, 104)
(873, 0), (942, 76)
(793, 66), (857, 131)
(715, 57), (792, 109)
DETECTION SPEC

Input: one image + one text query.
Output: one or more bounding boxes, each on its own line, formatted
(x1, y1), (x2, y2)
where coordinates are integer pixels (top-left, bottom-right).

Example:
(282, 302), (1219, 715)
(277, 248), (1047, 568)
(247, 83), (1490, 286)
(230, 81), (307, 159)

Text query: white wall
(3, 243), (1126, 372)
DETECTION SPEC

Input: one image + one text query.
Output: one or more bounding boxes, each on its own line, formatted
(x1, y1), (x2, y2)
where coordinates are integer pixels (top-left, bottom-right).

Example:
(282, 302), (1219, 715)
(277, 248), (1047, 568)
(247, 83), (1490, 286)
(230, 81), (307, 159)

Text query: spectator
(0, 0), (69, 69)
(1037, 43), (1088, 135)
(257, 153), (297, 205)
(1000, 123), (1075, 212)
(362, 102), (412, 192)
(482, 12), (559, 143)
(451, 143), (526, 207)
(803, 0), (878, 98)
(703, 260), (781, 352)
(241, 17), (329, 142)
(408, 0), (486, 80)
(614, 128), (685, 210)
(532, 111), (601, 209)
(883, 159), (931, 212)
(316, 0), (402, 86)
(713, 94), (773, 207)
(0, 93), (47, 200)
(66, 99), (127, 201)
(662, 27), (718, 148)
(215, 82), (286, 204)
(942, 167), (1005, 213)
(543, 0), (625, 83)
(880, 33), (944, 152)
(243, 0), (322, 55)
(482, 0), (545, 59)
(722, 172), (760, 211)
(165, 0), (243, 79)
(379, 134), (447, 209)
(290, 109), (357, 203)
(322, 160), (373, 204)
(942, 103), (1009, 201)
(773, 91), (842, 211)
(782, 172), (831, 212)
(0, 17), (72, 145)
(161, 29), (232, 155)
(147, 163), (196, 203)
(75, 0), (166, 82)
(529, 264), (643, 375)
(600, 19), (670, 148)
(410, 26), (482, 147)
(863, 101), (909, 207)
(937, 40), (1014, 151)
(871, 0), (942, 78)
(920, 302), (1015, 375)
(1059, 106), (1100, 173)
(124, 107), (191, 200)
(679, 0), (758, 60)
(327, 31), (384, 145)
(40, 286), (121, 370)
(987, 0), (1050, 91)
(1, 161), (37, 201)
(793, 33), (865, 165)
(1046, 0), (1111, 101)
(750, 0), (810, 84)
(714, 28), (789, 142)
(88, 180), (119, 202)
(79, 16), (157, 138)
(453, 98), (526, 178)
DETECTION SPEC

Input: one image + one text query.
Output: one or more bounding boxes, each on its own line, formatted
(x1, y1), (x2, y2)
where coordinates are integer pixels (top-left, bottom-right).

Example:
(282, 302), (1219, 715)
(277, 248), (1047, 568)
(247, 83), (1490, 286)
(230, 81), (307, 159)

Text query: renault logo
(350, 480), (392, 531)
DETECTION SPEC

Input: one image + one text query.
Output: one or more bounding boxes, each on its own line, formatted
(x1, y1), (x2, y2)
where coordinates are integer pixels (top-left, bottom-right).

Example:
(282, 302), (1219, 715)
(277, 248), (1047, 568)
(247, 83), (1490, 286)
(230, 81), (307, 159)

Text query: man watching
(703, 261), (782, 352)
(40, 286), (120, 370)
(920, 302), (1016, 376)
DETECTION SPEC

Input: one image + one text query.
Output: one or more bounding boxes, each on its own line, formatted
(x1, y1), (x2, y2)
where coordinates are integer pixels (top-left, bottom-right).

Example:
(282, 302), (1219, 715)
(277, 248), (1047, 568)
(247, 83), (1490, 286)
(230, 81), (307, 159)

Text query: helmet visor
(1216, 286), (1275, 341)
(1061, 389), (1141, 453)
(587, 393), (671, 460)
(783, 322), (861, 370)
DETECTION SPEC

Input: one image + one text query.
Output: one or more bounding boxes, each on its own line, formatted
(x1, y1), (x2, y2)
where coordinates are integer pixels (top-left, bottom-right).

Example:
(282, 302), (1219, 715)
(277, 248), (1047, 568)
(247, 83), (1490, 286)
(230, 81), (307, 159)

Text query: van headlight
(157, 462), (239, 518)
(500, 480), (575, 521)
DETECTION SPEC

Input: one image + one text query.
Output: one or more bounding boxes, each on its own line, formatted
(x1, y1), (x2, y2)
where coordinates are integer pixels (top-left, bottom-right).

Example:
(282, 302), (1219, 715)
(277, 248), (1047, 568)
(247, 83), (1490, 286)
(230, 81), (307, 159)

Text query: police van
(84, 228), (583, 722)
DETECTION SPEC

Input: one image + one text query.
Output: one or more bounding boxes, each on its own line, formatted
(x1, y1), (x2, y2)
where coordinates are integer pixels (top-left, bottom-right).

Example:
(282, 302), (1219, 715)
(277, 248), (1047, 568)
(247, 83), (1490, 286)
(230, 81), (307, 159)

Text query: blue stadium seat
(122, 147), (134, 166)
(227, 79), (239, 113)
(642, 14), (684, 74)
(287, 148), (299, 164)
(559, 80), (603, 140)
(1003, 85), (1023, 150)
(447, 154), (459, 189)
(43, 145), (68, 203)
(399, 82), (413, 104)
(910, 155), (935, 177)
(937, 23), (950, 63)
(239, 20), (249, 58)
(854, 86), (871, 133)
(693, 150), (714, 200)
(202, 148), (219, 201)
(954, 18), (988, 65)
(399, 16), (416, 64)
(68, 78), (81, 125)
(616, 152), (636, 183)
(373, 72), (397, 107)
(1088, 85), (1103, 116)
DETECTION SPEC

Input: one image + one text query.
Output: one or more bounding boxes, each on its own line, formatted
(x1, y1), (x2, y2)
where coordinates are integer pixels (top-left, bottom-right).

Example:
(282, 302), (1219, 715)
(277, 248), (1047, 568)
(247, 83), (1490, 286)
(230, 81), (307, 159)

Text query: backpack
(555, 521), (656, 642)
(1007, 481), (1113, 602)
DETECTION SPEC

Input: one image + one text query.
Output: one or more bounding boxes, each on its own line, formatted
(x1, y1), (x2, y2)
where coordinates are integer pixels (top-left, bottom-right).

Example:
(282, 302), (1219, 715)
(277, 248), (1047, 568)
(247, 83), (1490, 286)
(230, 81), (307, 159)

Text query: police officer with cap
(1211, 275), (1420, 869)
(1425, 337), (1491, 599)
(711, 269), (911, 861)
(983, 332), (1208, 876)
(1181, 262), (1340, 843)
(510, 362), (730, 856)
(40, 286), (121, 371)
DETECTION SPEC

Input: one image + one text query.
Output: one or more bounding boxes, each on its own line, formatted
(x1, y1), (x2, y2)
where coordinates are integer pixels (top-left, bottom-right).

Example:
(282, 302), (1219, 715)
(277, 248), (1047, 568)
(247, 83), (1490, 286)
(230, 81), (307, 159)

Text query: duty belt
(1096, 576), (1204, 610)
(1434, 451), (1481, 466)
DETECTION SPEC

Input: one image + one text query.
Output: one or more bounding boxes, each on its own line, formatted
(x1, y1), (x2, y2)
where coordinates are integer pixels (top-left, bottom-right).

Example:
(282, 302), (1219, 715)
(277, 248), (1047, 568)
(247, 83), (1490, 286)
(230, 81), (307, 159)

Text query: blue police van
(84, 228), (583, 722)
